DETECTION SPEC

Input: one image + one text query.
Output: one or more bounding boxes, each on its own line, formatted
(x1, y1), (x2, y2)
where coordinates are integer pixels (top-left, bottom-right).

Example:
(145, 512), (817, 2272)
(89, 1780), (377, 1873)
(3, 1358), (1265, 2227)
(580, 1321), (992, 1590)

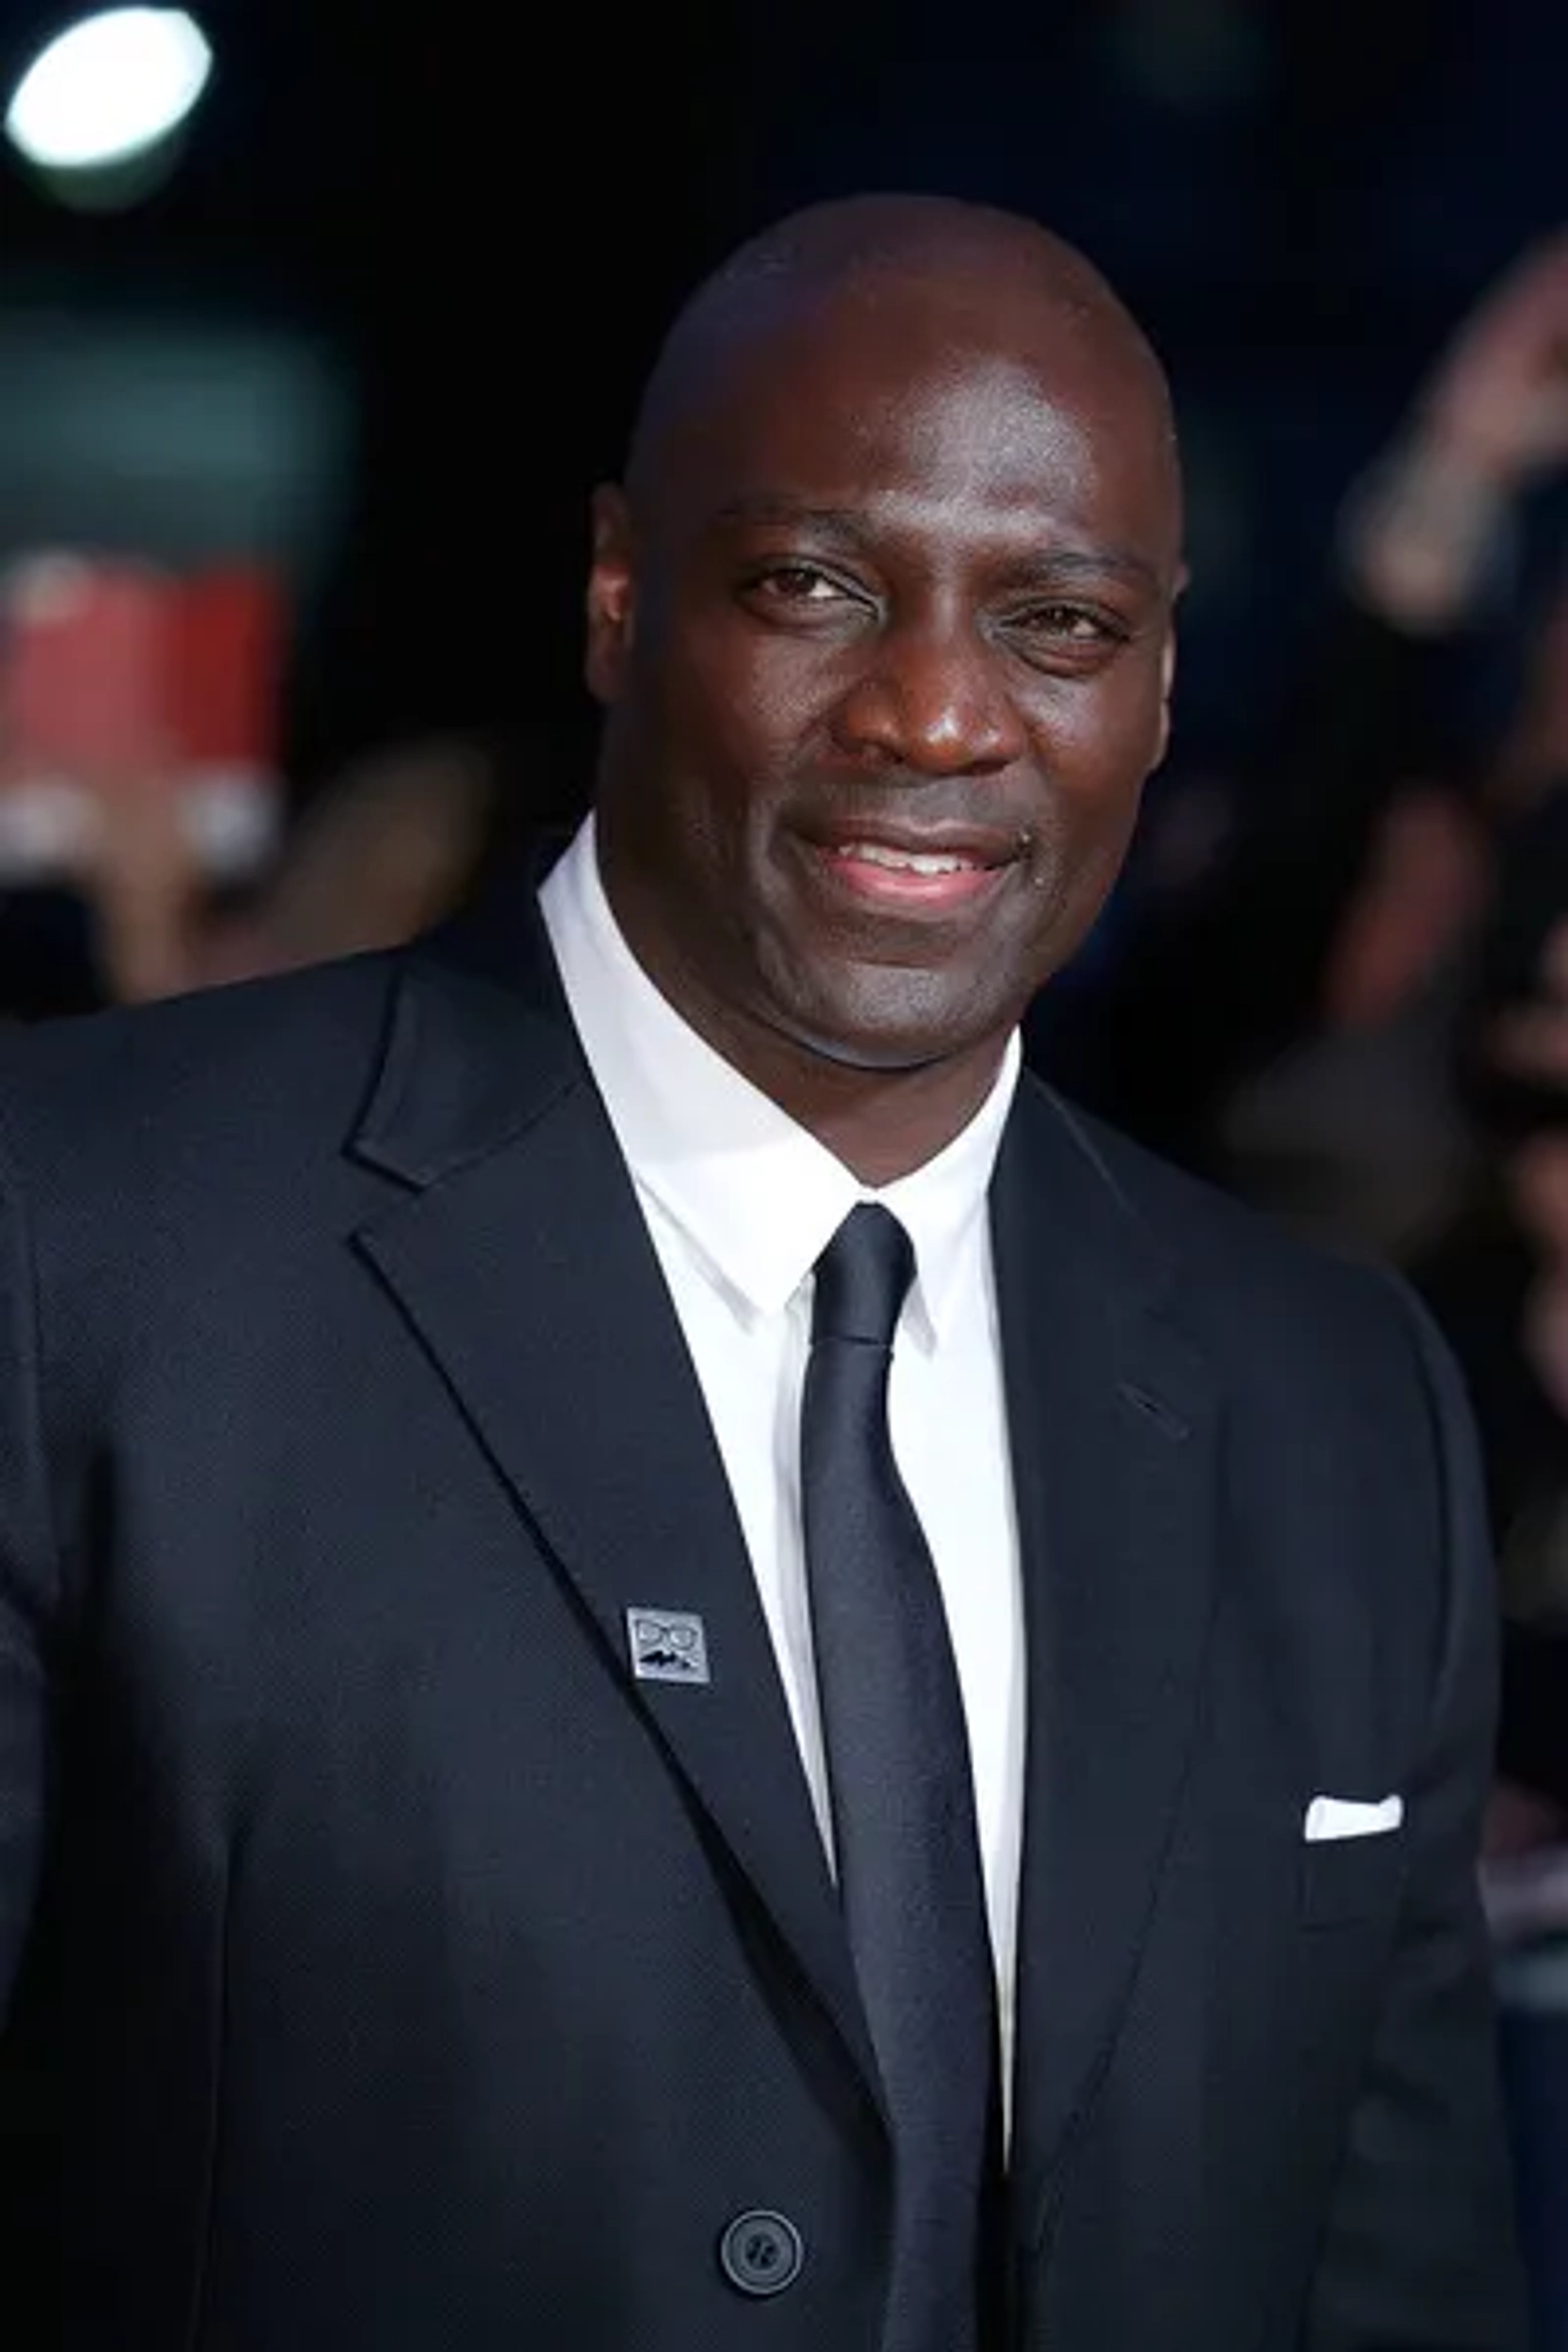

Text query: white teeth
(838, 841), (978, 875)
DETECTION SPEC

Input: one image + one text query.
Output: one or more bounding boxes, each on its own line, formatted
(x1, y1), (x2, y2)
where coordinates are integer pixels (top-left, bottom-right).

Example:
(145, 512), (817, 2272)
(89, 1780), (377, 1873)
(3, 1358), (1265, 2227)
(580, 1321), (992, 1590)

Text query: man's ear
(1152, 622), (1178, 769)
(585, 484), (637, 706)
(1152, 564), (1187, 768)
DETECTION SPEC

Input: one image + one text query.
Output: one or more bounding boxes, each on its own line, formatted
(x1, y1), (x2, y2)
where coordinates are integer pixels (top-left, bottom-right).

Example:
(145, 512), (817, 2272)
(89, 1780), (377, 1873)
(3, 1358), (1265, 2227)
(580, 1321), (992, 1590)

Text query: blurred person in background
(201, 716), (592, 981)
(1056, 229), (1568, 1266)
(1054, 228), (1568, 1572)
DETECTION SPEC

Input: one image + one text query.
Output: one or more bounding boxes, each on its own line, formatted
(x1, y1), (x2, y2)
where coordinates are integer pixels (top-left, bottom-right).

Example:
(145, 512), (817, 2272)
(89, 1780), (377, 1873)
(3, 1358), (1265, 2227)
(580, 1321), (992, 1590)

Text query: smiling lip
(801, 826), (1019, 911)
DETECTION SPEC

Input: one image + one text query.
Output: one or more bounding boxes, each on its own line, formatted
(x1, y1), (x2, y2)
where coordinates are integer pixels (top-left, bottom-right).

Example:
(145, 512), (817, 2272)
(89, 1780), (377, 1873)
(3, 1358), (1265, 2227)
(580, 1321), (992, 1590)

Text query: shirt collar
(539, 816), (1020, 1344)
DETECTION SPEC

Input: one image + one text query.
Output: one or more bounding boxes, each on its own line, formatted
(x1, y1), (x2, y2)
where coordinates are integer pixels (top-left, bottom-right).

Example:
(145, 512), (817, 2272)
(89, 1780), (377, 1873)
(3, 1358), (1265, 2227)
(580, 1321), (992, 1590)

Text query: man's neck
(656, 989), (1011, 1187)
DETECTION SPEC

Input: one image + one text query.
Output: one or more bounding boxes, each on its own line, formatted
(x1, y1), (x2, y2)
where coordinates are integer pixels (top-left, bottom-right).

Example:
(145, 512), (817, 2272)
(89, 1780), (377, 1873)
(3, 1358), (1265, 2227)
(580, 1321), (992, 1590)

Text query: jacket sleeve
(0, 1107), (62, 2026)
(1304, 1285), (1529, 2350)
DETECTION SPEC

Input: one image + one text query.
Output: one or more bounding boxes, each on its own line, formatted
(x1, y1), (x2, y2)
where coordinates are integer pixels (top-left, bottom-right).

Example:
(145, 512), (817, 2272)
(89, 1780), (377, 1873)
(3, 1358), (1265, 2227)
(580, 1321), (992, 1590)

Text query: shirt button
(718, 2208), (805, 2296)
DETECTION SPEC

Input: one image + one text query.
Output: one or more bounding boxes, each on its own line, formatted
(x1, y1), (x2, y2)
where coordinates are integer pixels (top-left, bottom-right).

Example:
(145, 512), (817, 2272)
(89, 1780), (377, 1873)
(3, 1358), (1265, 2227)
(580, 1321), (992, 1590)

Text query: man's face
(587, 279), (1182, 1077)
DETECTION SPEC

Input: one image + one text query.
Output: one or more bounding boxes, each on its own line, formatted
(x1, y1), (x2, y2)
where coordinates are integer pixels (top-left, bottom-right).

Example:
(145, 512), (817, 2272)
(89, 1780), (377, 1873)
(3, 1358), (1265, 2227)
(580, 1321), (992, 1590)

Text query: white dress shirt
(539, 817), (1025, 2093)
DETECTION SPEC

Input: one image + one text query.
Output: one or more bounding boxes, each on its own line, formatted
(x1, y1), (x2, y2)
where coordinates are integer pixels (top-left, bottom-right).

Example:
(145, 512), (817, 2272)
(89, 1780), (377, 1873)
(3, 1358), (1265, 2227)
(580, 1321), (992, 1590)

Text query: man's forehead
(641, 264), (1169, 487)
(662, 323), (1175, 554)
(719, 327), (1113, 427)
(689, 268), (1146, 419)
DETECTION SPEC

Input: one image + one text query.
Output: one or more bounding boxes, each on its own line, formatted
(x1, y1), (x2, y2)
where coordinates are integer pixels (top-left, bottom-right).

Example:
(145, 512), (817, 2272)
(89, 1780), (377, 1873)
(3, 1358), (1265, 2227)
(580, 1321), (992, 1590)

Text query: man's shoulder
(1029, 1076), (1435, 1371)
(0, 951), (401, 1167)
(1050, 1086), (1348, 1272)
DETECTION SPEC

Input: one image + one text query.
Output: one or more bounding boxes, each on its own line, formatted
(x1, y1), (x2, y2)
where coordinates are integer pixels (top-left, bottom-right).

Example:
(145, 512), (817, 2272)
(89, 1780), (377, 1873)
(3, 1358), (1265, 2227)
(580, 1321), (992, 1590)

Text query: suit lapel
(991, 1083), (1221, 2246)
(350, 936), (882, 2115)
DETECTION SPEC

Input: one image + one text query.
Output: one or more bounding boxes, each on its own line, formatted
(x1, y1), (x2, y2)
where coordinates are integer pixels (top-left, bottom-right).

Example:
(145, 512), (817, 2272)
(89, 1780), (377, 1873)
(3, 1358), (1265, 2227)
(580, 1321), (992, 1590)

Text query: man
(0, 195), (1525, 2349)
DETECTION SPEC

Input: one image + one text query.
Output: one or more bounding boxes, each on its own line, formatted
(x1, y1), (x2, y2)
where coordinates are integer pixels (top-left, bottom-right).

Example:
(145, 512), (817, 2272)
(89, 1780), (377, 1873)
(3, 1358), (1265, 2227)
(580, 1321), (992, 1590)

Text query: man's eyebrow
(1019, 546), (1164, 594)
(709, 495), (1165, 592)
(710, 496), (871, 539)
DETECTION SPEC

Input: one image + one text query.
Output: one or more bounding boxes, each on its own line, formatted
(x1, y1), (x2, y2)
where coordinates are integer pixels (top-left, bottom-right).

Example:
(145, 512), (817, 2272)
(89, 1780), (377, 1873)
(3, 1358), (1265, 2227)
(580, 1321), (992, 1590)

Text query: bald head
(626, 193), (1178, 528)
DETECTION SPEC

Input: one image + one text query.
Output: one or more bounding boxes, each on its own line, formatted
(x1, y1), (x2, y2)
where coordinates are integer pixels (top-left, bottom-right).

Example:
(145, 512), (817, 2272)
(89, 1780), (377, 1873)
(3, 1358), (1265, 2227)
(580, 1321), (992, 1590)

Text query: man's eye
(1012, 603), (1119, 642)
(755, 564), (849, 603)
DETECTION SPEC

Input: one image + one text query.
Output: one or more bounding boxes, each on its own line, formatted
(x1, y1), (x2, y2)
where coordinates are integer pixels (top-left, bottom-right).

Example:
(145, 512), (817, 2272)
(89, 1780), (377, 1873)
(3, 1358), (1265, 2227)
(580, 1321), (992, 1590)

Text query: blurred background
(1, 0), (1567, 2332)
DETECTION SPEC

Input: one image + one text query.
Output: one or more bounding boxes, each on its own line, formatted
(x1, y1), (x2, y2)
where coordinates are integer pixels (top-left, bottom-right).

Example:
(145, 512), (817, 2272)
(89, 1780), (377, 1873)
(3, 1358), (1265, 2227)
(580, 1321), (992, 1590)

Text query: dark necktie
(801, 1203), (1000, 2352)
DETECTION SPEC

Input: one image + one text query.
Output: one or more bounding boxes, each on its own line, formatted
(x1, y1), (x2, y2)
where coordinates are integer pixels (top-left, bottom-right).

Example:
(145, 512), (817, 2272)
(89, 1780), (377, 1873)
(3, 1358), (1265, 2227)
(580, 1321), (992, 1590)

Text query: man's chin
(767, 987), (1013, 1079)
(792, 1030), (953, 1076)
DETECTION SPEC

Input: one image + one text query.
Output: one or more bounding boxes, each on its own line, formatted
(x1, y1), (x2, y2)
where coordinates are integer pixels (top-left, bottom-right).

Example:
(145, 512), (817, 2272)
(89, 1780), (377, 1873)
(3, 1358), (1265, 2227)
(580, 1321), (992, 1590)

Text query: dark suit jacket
(0, 878), (1526, 2349)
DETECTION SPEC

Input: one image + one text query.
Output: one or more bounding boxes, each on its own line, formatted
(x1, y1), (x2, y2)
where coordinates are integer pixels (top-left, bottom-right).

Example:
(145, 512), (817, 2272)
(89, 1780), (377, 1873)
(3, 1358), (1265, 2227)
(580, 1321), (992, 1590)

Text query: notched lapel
(350, 951), (881, 2113)
(992, 1087), (1222, 2245)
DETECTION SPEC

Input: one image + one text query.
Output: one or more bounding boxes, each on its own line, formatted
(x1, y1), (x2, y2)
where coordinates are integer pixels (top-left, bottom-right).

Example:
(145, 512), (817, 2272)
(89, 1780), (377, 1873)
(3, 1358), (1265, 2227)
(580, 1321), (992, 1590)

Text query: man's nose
(829, 615), (1027, 777)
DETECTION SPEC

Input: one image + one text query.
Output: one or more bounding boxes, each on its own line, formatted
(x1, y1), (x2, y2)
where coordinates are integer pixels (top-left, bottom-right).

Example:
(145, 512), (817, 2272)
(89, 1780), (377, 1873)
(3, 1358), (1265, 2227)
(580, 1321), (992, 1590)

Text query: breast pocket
(1298, 1828), (1407, 1927)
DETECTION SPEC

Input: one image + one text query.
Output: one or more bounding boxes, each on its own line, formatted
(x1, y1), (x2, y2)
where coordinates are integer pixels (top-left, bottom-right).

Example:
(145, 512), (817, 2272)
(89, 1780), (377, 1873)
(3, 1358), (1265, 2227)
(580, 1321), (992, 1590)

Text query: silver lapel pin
(626, 1606), (711, 1686)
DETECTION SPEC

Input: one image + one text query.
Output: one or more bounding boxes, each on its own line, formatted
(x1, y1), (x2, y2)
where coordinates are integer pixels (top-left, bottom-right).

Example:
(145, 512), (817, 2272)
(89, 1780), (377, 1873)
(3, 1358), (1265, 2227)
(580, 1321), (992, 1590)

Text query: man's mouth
(832, 841), (987, 877)
(808, 831), (1018, 910)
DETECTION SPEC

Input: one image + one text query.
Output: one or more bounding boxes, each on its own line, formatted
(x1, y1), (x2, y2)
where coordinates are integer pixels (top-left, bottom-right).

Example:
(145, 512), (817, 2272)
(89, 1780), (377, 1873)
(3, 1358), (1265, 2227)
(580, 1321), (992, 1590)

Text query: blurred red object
(2, 554), (173, 779)
(0, 553), (286, 885)
(169, 564), (284, 777)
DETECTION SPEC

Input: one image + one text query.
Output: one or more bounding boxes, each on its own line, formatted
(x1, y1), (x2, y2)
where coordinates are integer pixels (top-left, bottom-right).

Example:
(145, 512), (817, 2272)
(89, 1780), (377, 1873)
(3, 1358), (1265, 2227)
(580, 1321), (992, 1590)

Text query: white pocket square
(1303, 1793), (1404, 1844)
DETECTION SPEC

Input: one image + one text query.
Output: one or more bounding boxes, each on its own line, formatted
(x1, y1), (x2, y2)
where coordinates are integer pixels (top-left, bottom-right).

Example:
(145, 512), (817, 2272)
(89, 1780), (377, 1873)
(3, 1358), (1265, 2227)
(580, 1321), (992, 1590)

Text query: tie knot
(811, 1204), (915, 1350)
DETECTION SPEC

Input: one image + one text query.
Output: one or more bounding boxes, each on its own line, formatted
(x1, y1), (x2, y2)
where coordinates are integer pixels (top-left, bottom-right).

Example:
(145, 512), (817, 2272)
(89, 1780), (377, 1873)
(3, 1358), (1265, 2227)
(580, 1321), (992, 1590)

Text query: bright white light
(6, 9), (212, 172)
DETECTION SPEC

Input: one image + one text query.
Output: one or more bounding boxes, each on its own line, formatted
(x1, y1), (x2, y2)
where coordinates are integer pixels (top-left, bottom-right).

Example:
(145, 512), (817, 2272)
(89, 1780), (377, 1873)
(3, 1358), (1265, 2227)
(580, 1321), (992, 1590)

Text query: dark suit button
(718, 2208), (804, 2296)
